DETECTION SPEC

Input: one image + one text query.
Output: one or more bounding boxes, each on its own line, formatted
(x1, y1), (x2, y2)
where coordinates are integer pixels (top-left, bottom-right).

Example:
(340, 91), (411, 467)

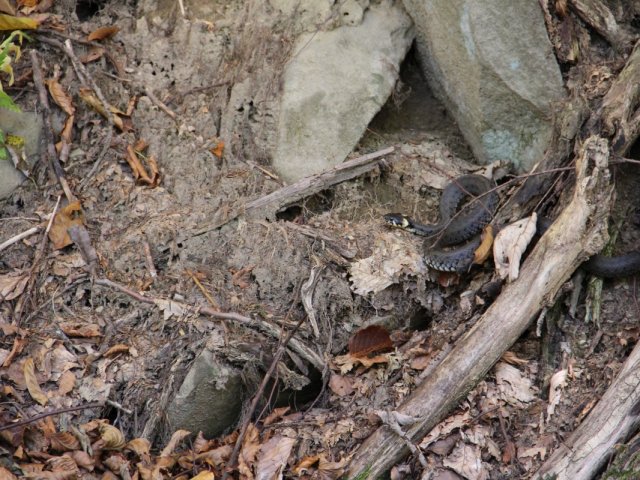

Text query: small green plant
(0, 30), (28, 112)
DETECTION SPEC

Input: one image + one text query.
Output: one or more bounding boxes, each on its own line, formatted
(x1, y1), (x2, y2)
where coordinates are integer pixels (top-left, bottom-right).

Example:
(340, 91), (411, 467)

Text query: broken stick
(191, 146), (395, 236)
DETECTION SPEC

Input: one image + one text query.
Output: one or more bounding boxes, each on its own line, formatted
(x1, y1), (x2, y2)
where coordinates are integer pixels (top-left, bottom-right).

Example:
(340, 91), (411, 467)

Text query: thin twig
(143, 85), (177, 121)
(60, 39), (116, 191)
(30, 50), (75, 202)
(93, 277), (324, 369)
(221, 282), (307, 480)
(0, 226), (42, 252)
(13, 196), (61, 324)
(0, 402), (103, 432)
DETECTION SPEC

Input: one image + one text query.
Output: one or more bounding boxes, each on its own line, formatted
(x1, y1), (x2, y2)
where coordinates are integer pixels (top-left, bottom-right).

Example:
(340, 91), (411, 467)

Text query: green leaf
(0, 88), (19, 111)
(0, 146), (7, 161)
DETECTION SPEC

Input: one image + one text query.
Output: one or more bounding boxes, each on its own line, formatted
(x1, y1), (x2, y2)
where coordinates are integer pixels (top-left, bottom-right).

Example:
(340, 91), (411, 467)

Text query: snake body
(384, 175), (498, 272)
(385, 175), (640, 277)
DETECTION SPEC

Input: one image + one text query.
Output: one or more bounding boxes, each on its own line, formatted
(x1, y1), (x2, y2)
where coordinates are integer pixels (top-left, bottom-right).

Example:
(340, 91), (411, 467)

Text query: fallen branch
(0, 402), (103, 432)
(532, 337), (640, 480)
(192, 146), (395, 236)
(345, 136), (613, 478)
(94, 277), (324, 370)
(598, 38), (640, 154)
(30, 50), (75, 202)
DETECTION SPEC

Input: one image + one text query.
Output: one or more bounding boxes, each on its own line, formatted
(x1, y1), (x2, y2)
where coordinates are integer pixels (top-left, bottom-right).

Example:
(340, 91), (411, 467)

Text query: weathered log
(345, 136), (613, 479)
(532, 339), (640, 480)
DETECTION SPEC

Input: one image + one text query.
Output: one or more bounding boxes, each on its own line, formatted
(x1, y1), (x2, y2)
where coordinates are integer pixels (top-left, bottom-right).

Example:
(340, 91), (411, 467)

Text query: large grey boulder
(272, 1), (414, 182)
(403, 0), (565, 171)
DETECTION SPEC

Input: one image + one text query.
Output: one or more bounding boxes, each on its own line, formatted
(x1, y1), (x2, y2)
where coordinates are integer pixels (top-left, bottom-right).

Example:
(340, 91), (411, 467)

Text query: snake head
(383, 213), (410, 229)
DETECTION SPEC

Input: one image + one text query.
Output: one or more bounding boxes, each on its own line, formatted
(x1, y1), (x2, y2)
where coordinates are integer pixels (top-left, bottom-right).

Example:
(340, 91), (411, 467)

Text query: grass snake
(384, 174), (640, 277)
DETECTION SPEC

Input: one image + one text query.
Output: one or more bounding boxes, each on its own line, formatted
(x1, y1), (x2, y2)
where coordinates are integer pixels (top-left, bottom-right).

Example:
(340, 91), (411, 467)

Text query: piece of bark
(569, 0), (634, 52)
(598, 39), (640, 154)
(532, 338), (640, 480)
(191, 146), (394, 236)
(345, 136), (613, 479)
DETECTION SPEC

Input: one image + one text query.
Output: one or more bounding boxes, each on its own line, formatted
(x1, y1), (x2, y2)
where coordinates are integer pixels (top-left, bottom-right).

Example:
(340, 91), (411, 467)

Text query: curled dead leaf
(49, 201), (85, 250)
(24, 357), (48, 406)
(0, 270), (28, 301)
(493, 214), (537, 282)
(46, 78), (75, 116)
(86, 25), (120, 42)
(125, 144), (160, 186)
(473, 224), (494, 265)
(79, 46), (105, 63)
(348, 325), (392, 357)
(99, 423), (126, 450)
(103, 344), (130, 357)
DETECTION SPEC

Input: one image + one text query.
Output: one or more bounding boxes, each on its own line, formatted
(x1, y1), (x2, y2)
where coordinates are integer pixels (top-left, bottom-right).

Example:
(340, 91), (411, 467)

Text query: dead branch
(0, 402), (103, 432)
(30, 50), (75, 202)
(94, 277), (324, 370)
(345, 136), (613, 479)
(569, 0), (634, 52)
(192, 146), (395, 236)
(598, 39), (640, 153)
(532, 338), (640, 479)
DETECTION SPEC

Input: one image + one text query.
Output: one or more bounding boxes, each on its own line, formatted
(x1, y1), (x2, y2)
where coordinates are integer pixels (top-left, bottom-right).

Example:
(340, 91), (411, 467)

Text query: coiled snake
(384, 174), (640, 277)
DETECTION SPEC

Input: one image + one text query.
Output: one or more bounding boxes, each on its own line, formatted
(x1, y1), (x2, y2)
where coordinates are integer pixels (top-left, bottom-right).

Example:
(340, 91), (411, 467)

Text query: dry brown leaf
(437, 271), (460, 287)
(0, 466), (18, 479)
(262, 406), (290, 426)
(161, 429), (191, 457)
(126, 437), (151, 458)
(59, 322), (101, 338)
(209, 140), (224, 158)
(500, 351), (529, 366)
(317, 455), (347, 479)
(78, 87), (125, 130)
(409, 354), (433, 370)
(49, 201), (85, 250)
(59, 114), (74, 145)
(49, 431), (81, 452)
(69, 450), (95, 471)
(79, 46), (105, 63)
(348, 325), (392, 357)
(473, 224), (494, 265)
(56, 370), (75, 396)
(555, 0), (568, 17)
(125, 144), (160, 186)
(99, 423), (126, 450)
(190, 472), (215, 480)
(46, 78), (75, 116)
(494, 362), (535, 407)
(443, 443), (488, 480)
(194, 444), (233, 467)
(45, 454), (79, 478)
(24, 357), (48, 406)
(0, 270), (28, 301)
(547, 368), (568, 420)
(255, 435), (296, 480)
(103, 344), (130, 357)
(0, 0), (15, 15)
(333, 353), (390, 374)
(493, 214), (537, 282)
(328, 374), (354, 397)
(86, 25), (120, 41)
(2, 336), (27, 367)
(238, 423), (260, 478)
(231, 265), (255, 289)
